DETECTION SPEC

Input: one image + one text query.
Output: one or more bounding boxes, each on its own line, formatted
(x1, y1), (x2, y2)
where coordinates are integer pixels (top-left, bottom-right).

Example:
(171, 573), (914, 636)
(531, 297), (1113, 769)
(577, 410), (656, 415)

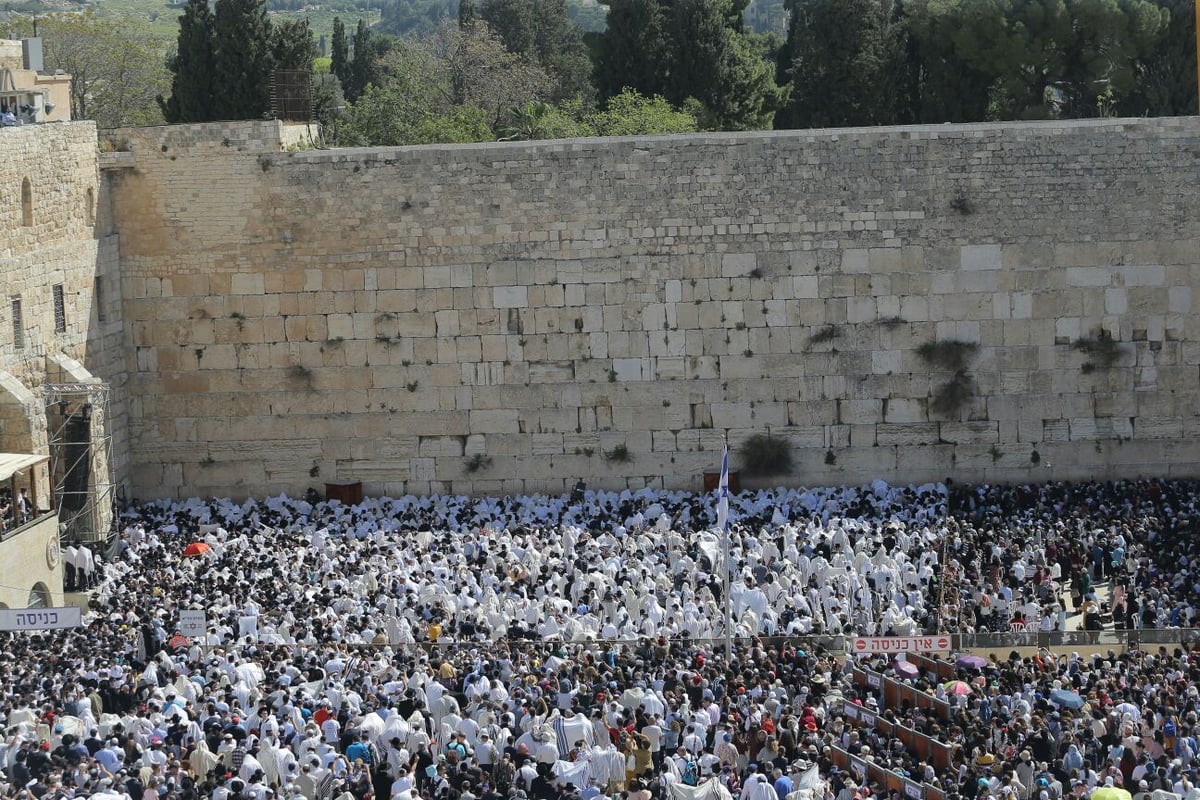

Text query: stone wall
(1, 122), (100, 458)
(0, 516), (65, 609)
(0, 122), (128, 531)
(106, 117), (1200, 499)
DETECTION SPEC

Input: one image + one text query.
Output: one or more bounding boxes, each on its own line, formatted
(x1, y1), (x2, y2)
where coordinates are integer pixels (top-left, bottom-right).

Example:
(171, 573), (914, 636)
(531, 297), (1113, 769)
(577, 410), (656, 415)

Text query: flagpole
(717, 434), (732, 664)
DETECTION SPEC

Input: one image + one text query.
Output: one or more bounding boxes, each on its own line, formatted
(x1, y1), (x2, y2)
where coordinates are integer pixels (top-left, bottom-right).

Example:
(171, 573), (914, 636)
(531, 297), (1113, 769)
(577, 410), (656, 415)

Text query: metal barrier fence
(176, 629), (1200, 664)
(292, 628), (1200, 653)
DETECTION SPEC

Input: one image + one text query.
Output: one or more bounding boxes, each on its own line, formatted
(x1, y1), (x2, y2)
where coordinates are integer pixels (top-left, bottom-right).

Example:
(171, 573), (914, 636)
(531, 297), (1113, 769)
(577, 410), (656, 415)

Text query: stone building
(0, 119), (118, 608)
(0, 38), (71, 125)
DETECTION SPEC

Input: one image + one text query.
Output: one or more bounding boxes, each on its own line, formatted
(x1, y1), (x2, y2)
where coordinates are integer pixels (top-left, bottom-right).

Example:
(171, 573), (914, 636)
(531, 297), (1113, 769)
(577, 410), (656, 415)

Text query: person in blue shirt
(345, 732), (373, 767)
(772, 768), (792, 800)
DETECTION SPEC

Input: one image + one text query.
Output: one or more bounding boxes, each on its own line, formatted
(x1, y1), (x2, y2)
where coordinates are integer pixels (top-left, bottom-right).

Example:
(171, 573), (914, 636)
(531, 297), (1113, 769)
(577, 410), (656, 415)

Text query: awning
(0, 453), (48, 483)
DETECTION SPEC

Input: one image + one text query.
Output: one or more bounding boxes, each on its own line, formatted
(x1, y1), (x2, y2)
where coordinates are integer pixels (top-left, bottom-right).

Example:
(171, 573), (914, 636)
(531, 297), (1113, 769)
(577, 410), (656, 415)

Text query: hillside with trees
(4, 0), (1195, 142)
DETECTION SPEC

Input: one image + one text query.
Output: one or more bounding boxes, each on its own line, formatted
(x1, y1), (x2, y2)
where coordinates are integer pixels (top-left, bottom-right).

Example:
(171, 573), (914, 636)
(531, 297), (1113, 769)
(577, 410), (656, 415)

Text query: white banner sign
(178, 610), (207, 638)
(0, 607), (82, 631)
(850, 636), (951, 655)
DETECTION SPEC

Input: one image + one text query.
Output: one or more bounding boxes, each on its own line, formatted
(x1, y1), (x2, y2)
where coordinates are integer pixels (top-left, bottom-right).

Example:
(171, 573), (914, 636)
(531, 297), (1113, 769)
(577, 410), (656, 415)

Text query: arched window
(27, 582), (50, 608)
(20, 177), (33, 227)
(85, 187), (95, 226)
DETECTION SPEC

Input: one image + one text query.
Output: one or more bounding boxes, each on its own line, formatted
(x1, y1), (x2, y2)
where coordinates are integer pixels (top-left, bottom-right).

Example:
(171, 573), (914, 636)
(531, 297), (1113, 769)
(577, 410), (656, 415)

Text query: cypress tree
(212, 0), (275, 120)
(160, 0), (216, 122)
(347, 19), (374, 101)
(330, 17), (350, 90)
(458, 0), (475, 28)
(596, 0), (668, 99)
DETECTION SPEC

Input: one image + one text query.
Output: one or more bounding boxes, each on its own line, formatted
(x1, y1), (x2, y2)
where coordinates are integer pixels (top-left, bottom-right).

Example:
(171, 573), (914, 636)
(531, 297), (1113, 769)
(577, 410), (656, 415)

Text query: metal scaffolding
(44, 382), (114, 545)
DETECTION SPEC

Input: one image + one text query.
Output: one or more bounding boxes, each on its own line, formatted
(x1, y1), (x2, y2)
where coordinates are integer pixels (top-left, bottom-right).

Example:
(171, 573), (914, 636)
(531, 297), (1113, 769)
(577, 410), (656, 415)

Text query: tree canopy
(156, 0), (1196, 137)
(597, 0), (787, 129)
(161, 0), (319, 122)
(27, 12), (171, 128)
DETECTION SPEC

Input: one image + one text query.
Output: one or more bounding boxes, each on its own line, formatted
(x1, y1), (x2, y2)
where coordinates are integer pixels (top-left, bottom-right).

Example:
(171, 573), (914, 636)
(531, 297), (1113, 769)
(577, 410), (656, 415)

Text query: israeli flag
(716, 445), (730, 533)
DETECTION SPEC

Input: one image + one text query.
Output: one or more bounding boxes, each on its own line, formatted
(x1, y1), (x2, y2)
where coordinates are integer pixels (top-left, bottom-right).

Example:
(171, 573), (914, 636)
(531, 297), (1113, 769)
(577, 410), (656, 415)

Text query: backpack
(682, 759), (699, 787)
(1164, 717), (1178, 739)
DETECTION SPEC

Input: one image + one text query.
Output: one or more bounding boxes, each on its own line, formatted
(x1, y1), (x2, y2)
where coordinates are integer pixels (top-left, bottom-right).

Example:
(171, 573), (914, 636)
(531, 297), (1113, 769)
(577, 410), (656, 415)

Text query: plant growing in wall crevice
(1072, 329), (1122, 374)
(806, 324), (840, 350)
(917, 339), (979, 417)
(464, 453), (492, 473)
(604, 444), (632, 463)
(739, 433), (793, 476)
(289, 363), (316, 393)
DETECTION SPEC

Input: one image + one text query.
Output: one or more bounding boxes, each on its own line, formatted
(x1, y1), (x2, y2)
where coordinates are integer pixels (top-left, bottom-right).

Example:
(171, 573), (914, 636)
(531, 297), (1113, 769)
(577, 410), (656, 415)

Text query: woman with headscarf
(1062, 744), (1084, 778)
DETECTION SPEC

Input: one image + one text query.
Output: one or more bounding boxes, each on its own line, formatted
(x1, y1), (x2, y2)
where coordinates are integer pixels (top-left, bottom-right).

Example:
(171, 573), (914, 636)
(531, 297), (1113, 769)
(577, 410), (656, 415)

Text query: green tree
(480, 0), (537, 52)
(596, 0), (669, 99)
(499, 99), (565, 138)
(584, 88), (698, 134)
(480, 0), (594, 100)
(901, 0), (994, 123)
(410, 105), (495, 142)
(599, 0), (782, 128)
(1121, 0), (1196, 115)
(212, 0), (275, 120)
(273, 18), (318, 71)
(311, 71), (347, 130)
(161, 0), (216, 123)
(775, 0), (907, 128)
(415, 20), (552, 128)
(346, 19), (379, 101)
(334, 20), (550, 144)
(922, 0), (1168, 120)
(378, 0), (456, 37)
(459, 0), (476, 26)
(35, 12), (169, 128)
(331, 17), (351, 89)
(666, 0), (786, 129)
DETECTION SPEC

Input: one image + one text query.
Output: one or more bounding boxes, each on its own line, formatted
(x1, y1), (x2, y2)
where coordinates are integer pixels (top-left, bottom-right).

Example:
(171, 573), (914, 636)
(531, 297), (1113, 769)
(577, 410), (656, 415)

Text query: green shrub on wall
(740, 434), (793, 476)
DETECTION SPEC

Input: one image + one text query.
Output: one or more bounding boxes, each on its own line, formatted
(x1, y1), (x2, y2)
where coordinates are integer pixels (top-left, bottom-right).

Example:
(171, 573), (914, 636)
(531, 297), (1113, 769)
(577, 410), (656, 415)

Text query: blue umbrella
(1050, 689), (1085, 709)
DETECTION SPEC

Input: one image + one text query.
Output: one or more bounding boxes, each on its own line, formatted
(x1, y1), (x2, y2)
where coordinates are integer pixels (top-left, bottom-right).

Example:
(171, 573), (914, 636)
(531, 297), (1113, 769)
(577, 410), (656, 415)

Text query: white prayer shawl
(669, 779), (735, 800)
(553, 759), (591, 789)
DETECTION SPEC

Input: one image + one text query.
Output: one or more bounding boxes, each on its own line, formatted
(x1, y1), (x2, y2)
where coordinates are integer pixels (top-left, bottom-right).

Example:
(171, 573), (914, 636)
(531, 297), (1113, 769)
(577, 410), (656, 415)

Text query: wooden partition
(905, 653), (955, 682)
(828, 744), (945, 800)
(841, 700), (953, 771)
(851, 667), (952, 722)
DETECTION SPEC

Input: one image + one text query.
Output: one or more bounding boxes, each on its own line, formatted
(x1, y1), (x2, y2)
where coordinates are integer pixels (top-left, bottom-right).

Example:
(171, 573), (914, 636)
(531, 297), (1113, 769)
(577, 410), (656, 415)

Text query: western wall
(92, 117), (1200, 499)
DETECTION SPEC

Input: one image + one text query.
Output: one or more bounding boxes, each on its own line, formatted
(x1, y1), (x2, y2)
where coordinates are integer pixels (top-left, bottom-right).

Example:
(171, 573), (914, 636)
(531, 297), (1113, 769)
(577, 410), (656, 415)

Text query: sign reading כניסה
(0, 607), (82, 631)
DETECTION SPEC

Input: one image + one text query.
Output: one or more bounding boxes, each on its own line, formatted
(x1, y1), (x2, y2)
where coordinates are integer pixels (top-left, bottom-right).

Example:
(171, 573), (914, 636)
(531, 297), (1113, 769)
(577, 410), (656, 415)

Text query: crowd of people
(0, 477), (1197, 800)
